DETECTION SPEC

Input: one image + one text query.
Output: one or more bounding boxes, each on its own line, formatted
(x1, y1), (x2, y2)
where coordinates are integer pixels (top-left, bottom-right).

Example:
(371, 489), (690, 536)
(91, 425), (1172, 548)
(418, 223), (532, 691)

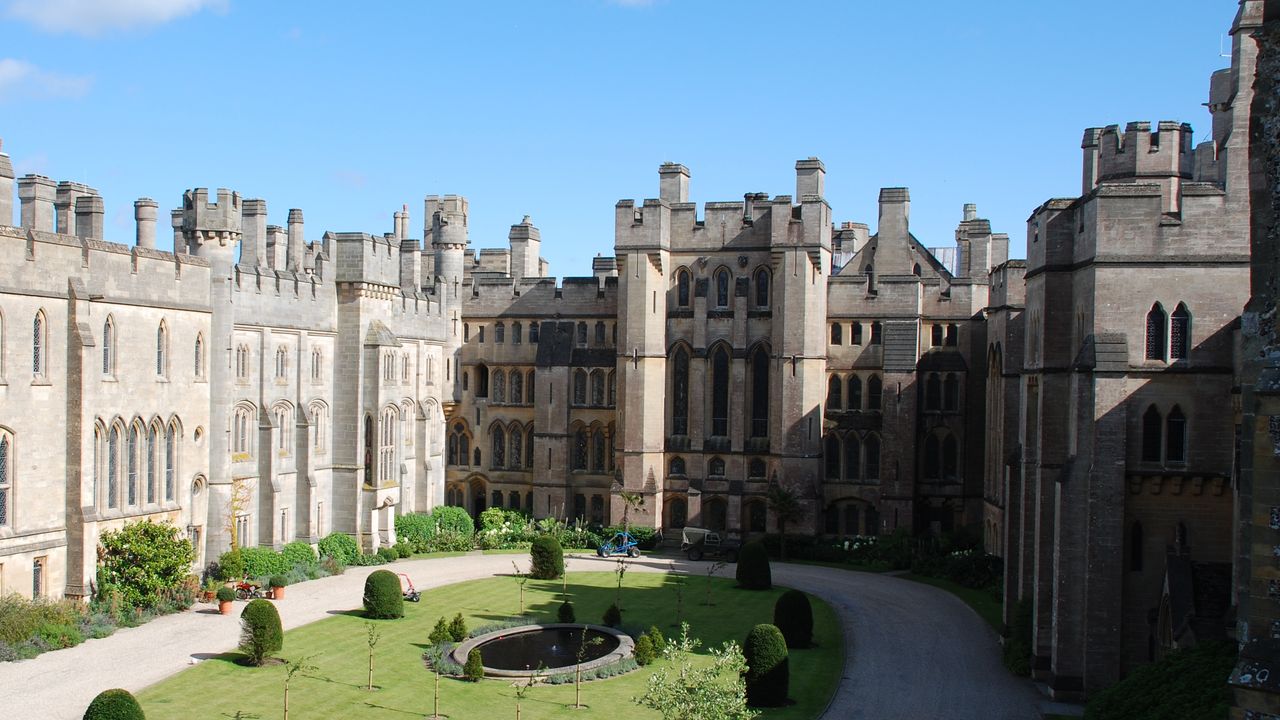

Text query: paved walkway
(0, 553), (1048, 719)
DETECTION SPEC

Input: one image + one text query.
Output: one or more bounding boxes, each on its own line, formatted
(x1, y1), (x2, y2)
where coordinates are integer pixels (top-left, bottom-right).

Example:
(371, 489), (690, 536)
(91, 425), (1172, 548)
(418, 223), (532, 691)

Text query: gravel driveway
(0, 553), (1045, 720)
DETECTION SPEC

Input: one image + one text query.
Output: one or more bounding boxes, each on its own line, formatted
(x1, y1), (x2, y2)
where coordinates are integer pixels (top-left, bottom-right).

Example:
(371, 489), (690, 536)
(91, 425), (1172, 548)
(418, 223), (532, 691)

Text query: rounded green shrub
(429, 617), (451, 644)
(773, 589), (813, 648)
(558, 600), (575, 623)
(83, 688), (145, 720)
(431, 506), (477, 538)
(464, 648), (484, 682)
(735, 541), (772, 590)
(448, 612), (468, 641)
(239, 599), (283, 666)
(603, 603), (622, 628)
(393, 541), (413, 559)
(362, 570), (404, 619)
(215, 586), (235, 602)
(530, 535), (564, 580)
(281, 540), (317, 567)
(217, 549), (244, 581)
(239, 547), (289, 578)
(96, 520), (195, 610)
(317, 532), (359, 566)
(743, 624), (789, 707)
(376, 546), (398, 563)
(646, 625), (666, 654)
(633, 634), (655, 666)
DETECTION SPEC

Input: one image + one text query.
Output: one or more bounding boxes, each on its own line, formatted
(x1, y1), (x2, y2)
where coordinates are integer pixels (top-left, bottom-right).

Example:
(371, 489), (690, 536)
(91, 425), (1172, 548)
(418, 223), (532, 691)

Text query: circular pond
(450, 623), (635, 678)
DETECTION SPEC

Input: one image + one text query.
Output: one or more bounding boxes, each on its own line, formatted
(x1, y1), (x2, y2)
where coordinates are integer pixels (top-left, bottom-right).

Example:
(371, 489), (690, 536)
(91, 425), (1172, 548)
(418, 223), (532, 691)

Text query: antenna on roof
(1219, 35), (1230, 58)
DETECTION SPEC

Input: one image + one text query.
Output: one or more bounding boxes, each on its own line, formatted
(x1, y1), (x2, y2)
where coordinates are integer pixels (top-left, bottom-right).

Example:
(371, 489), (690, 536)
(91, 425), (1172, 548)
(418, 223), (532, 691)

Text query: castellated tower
(182, 188), (242, 554)
(427, 195), (469, 401)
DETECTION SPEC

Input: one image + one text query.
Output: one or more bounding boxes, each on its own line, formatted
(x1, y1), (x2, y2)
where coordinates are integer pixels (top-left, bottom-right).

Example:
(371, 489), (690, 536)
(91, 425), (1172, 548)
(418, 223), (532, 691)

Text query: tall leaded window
(608, 371), (617, 407)
(870, 322), (882, 345)
(848, 376), (863, 410)
(867, 375), (883, 411)
(708, 457), (725, 476)
(930, 324), (943, 347)
(235, 345), (249, 379)
(754, 268), (770, 308)
(1166, 405), (1187, 463)
(32, 311), (45, 375)
(527, 370), (536, 404)
(491, 425), (505, 469)
(108, 425), (120, 509)
(711, 346), (730, 437)
(945, 324), (958, 346)
(1170, 304), (1190, 360)
(576, 322), (587, 347)
(573, 369), (587, 406)
(164, 423), (176, 501)
(825, 434), (840, 479)
(591, 370), (605, 407)
(1145, 303), (1167, 361)
(715, 269), (730, 308)
(529, 323), (540, 344)
(595, 321), (605, 346)
(830, 323), (842, 345)
(493, 370), (506, 403)
(943, 374), (959, 411)
(672, 347), (690, 435)
(0, 431), (11, 526)
(194, 334), (204, 378)
(827, 375), (843, 410)
(513, 322), (522, 344)
(592, 430), (606, 472)
(127, 425), (139, 505)
(103, 317), (115, 375)
(851, 322), (863, 345)
(572, 428), (588, 470)
(844, 434), (860, 480)
(509, 424), (523, 470)
(311, 348), (321, 382)
(924, 374), (941, 411)
(147, 426), (157, 503)
(511, 371), (524, 404)
(747, 345), (768, 435)
(93, 426), (101, 507)
(864, 434), (881, 479)
(156, 322), (168, 376)
(1141, 405), (1162, 462)
(495, 322), (505, 344)
(676, 269), (691, 307)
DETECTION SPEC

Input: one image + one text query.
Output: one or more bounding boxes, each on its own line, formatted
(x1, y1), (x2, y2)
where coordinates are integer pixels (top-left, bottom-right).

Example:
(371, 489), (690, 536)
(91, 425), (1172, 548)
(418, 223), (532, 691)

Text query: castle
(0, 0), (1270, 704)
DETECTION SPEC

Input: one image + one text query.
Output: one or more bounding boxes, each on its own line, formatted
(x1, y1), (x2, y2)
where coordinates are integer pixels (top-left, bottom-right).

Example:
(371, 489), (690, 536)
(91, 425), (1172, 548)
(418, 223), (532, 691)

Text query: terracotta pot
(271, 586), (285, 600)
(218, 600), (233, 615)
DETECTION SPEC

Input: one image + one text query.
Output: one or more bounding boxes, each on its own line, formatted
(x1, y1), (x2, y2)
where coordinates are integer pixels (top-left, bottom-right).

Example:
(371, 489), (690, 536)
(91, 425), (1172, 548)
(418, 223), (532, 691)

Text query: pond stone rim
(449, 622), (635, 678)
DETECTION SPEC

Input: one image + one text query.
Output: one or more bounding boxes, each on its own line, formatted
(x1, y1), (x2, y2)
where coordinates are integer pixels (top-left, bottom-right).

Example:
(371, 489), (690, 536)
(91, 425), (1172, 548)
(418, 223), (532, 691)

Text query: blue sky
(0, 0), (1239, 275)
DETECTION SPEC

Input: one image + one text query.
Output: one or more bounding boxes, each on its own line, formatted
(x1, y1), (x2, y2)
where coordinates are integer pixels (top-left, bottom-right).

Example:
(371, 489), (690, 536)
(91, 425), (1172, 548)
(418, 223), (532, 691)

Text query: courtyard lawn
(137, 570), (842, 720)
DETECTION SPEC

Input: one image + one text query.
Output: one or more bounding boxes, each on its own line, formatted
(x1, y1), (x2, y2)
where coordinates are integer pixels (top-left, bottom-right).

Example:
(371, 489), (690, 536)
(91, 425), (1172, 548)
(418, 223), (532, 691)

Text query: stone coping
(449, 623), (635, 679)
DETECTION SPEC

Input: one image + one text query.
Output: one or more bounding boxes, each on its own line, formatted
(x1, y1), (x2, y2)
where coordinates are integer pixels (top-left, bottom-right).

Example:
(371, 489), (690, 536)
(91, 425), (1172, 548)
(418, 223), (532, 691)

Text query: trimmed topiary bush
(239, 599), (283, 666)
(743, 623), (789, 707)
(448, 613), (468, 642)
(318, 532), (359, 566)
(603, 603), (622, 628)
(83, 688), (145, 720)
(429, 617), (452, 644)
(376, 546), (398, 563)
(773, 589), (813, 648)
(558, 600), (575, 623)
(215, 586), (235, 603)
(362, 570), (404, 619)
(735, 541), (772, 590)
(633, 634), (655, 666)
(646, 625), (666, 655)
(530, 535), (564, 580)
(217, 549), (244, 581)
(464, 648), (484, 682)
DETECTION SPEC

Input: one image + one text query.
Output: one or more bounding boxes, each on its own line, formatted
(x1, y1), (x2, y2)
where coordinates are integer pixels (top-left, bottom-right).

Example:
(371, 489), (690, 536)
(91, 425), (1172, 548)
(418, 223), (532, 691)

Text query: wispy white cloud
(4, 0), (226, 36)
(0, 59), (91, 103)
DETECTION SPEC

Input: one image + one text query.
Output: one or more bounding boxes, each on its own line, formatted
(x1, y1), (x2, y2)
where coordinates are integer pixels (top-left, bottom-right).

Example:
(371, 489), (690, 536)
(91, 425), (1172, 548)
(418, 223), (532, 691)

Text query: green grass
(137, 571), (842, 720)
(900, 573), (1003, 633)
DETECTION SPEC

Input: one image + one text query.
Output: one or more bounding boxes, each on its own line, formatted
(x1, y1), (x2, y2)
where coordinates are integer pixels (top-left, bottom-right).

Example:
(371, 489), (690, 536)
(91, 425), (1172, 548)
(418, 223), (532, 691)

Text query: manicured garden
(136, 568), (843, 720)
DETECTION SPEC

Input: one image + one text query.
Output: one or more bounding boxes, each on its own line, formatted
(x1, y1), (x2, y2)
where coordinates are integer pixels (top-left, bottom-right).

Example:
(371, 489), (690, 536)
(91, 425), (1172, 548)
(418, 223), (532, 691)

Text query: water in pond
(478, 627), (619, 671)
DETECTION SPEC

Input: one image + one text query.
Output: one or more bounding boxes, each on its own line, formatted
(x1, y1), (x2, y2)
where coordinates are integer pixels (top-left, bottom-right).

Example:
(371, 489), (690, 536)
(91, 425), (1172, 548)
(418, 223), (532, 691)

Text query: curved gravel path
(0, 553), (1045, 720)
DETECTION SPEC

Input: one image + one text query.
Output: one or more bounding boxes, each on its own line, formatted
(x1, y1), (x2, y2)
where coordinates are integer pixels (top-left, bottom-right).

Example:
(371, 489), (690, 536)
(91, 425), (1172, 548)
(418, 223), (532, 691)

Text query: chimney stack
(171, 209), (185, 252)
(18, 175), (57, 232)
(287, 208), (304, 272)
(56, 182), (94, 235)
(796, 157), (826, 198)
(963, 203), (977, 222)
(74, 194), (104, 240)
(134, 198), (158, 248)
(241, 199), (268, 267)
(658, 163), (690, 204)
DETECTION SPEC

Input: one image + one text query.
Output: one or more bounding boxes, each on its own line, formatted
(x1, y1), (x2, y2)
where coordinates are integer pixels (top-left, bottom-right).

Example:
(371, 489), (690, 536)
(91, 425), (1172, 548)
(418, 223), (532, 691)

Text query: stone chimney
(56, 182), (94, 235)
(134, 198), (158, 248)
(75, 194), (104, 240)
(241, 199), (268, 267)
(18, 175), (56, 232)
(658, 163), (690, 204)
(508, 215), (541, 281)
(963, 203), (977, 221)
(796, 157), (826, 198)
(171, 209), (185, 252)
(287, 209), (304, 272)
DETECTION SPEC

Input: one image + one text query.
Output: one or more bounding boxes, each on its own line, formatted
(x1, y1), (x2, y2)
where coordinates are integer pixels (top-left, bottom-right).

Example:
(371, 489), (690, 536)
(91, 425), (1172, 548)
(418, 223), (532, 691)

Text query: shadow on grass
(325, 609), (367, 617)
(190, 651), (241, 663)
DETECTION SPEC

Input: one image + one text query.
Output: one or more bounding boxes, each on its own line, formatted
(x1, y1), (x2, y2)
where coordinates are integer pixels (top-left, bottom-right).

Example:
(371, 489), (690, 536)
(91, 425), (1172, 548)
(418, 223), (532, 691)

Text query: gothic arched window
(510, 370), (524, 404)
(102, 317), (115, 375)
(592, 430), (606, 472)
(1166, 405), (1187, 463)
(591, 370), (605, 407)
(492, 370), (506, 404)
(825, 434), (840, 479)
(848, 375), (863, 411)
(156, 322), (168, 377)
(495, 322), (505, 344)
(831, 323), (843, 345)
(195, 334), (205, 378)
(708, 457), (726, 477)
(572, 428), (588, 471)
(867, 375), (883, 411)
(827, 375), (843, 410)
(32, 310), (45, 376)
(509, 423), (523, 470)
(750, 347), (769, 438)
(127, 424), (139, 505)
(676, 269), (691, 307)
(931, 324), (943, 347)
(669, 457), (686, 476)
(715, 268), (730, 308)
(1141, 405), (1162, 462)
(491, 425), (506, 469)
(1171, 304), (1190, 360)
(0, 430), (10, 527)
(844, 434), (861, 480)
(672, 347), (690, 435)
(107, 424), (120, 509)
(754, 267), (770, 308)
(573, 369), (587, 406)
(710, 346), (730, 437)
(748, 458), (766, 478)
(1145, 303), (1167, 361)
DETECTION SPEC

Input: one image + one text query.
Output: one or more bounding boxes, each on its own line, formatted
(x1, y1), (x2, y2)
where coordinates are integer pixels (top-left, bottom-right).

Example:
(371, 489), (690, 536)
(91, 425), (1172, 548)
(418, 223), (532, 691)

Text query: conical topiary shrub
(84, 688), (145, 720)
(239, 598), (283, 666)
(530, 535), (564, 579)
(773, 589), (813, 648)
(363, 569), (404, 619)
(735, 541), (772, 590)
(464, 648), (484, 681)
(558, 600), (576, 623)
(743, 623), (789, 707)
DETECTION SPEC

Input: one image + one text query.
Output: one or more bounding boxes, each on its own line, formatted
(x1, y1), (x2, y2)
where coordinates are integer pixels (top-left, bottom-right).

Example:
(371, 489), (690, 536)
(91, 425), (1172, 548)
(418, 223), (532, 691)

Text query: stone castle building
(0, 1), (1268, 704)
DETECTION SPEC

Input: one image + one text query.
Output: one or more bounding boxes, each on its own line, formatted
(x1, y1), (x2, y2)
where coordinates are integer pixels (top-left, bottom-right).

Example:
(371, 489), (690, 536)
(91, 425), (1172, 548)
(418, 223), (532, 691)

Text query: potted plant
(269, 576), (287, 600)
(201, 577), (219, 602)
(216, 586), (236, 615)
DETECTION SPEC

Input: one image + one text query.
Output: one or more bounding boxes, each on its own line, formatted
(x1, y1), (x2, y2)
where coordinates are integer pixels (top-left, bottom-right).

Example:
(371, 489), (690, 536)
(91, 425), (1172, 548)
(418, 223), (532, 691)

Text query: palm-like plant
(766, 483), (803, 561)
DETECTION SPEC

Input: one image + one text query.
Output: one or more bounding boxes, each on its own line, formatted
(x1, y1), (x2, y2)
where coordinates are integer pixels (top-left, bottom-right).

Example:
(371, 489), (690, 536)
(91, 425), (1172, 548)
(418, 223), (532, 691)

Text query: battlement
(463, 273), (618, 317)
(1084, 121), (1193, 188)
(425, 194), (469, 247)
